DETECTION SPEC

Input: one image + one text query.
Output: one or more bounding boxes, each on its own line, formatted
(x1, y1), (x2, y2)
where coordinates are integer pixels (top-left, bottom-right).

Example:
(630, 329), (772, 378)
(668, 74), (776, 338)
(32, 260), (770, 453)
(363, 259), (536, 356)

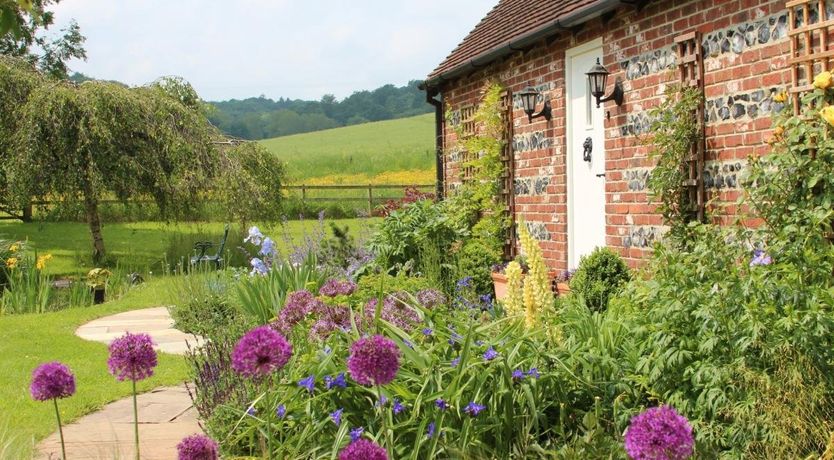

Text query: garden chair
(190, 224), (229, 270)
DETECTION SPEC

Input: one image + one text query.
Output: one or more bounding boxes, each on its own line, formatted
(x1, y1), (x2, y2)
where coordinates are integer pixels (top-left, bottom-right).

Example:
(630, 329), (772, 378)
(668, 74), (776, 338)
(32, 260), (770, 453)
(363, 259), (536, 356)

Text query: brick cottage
(420, 0), (815, 272)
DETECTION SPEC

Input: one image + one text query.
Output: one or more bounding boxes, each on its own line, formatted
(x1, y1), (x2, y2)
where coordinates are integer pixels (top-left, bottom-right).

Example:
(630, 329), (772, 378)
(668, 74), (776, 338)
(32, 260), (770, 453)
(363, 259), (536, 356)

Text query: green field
(259, 113), (435, 183)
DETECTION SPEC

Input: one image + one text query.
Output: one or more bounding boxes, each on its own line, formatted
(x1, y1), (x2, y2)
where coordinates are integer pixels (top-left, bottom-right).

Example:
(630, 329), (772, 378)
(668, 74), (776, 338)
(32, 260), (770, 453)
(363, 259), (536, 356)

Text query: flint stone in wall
(525, 221), (551, 241)
(704, 161), (747, 190)
(514, 178), (531, 196)
(623, 226), (664, 248)
(513, 131), (553, 153)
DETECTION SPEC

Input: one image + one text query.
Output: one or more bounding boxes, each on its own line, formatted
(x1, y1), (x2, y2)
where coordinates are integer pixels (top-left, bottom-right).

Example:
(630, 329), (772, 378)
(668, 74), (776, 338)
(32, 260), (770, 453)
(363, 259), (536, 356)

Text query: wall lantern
(586, 58), (624, 108)
(518, 86), (552, 123)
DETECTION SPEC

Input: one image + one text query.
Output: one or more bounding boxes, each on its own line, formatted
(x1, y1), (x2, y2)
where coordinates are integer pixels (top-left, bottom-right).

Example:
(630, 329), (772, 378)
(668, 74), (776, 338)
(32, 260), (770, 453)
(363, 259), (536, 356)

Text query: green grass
(0, 219), (374, 277)
(259, 113), (434, 182)
(0, 276), (188, 457)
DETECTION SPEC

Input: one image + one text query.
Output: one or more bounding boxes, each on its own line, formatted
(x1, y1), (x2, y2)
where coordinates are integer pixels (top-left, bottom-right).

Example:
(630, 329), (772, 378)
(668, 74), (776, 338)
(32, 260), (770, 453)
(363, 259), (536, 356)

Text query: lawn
(259, 113), (434, 184)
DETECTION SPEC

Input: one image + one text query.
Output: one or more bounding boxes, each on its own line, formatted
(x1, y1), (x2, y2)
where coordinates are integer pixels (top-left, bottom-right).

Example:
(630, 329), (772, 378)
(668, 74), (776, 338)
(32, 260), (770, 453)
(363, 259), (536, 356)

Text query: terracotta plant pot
(491, 272), (509, 301)
(556, 282), (571, 296)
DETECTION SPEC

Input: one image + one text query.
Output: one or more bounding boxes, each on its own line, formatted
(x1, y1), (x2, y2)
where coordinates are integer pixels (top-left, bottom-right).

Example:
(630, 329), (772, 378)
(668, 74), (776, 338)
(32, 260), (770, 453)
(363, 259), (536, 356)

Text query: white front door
(567, 40), (606, 268)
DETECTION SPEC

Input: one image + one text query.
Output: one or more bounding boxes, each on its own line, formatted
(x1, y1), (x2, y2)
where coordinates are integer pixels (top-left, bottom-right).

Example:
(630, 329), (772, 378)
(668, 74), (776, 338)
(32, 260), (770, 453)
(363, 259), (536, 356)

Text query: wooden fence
(1, 183), (436, 220)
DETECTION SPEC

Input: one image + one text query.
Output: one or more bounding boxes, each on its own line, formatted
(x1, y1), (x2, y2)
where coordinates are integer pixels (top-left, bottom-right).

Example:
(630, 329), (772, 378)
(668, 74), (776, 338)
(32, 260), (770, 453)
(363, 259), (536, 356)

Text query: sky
(50, 0), (497, 102)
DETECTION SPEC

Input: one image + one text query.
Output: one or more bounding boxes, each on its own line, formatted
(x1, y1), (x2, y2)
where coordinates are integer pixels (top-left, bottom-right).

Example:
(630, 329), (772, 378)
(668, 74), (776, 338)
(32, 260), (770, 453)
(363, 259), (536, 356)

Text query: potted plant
(554, 269), (574, 296)
(87, 268), (111, 304)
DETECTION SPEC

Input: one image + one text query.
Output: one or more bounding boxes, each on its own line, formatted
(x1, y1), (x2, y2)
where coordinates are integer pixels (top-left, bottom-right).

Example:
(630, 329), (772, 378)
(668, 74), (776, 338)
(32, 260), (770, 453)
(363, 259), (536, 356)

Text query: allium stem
(53, 398), (66, 460)
(266, 379), (273, 460)
(132, 379), (140, 460)
(376, 385), (392, 454)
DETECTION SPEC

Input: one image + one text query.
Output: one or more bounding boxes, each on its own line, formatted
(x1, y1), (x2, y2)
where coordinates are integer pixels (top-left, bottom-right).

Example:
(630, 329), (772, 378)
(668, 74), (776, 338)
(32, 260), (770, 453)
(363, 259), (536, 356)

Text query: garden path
(75, 306), (203, 354)
(37, 307), (204, 459)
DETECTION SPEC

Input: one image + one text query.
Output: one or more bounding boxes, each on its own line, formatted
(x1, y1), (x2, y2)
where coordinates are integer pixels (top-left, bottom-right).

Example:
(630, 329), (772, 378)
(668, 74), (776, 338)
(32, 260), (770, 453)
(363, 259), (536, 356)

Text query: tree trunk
(84, 192), (106, 263)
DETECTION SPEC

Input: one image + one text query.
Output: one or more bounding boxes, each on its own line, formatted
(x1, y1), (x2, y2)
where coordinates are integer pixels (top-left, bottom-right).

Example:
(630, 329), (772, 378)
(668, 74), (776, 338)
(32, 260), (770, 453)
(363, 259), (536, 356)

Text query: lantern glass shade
(586, 58), (609, 99)
(518, 86), (539, 116)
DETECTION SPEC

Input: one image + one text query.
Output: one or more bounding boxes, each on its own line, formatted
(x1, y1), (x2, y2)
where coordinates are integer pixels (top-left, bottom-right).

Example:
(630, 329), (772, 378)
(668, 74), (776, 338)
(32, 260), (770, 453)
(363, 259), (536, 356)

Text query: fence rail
(3, 183), (436, 220)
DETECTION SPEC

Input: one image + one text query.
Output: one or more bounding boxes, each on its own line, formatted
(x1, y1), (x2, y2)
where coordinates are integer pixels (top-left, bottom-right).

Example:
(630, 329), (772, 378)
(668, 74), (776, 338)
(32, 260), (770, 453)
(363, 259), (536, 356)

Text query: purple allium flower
(512, 369), (525, 380)
(231, 326), (292, 378)
(338, 438), (388, 460)
(276, 404), (286, 418)
(426, 422), (436, 439)
(435, 398), (449, 411)
(298, 375), (315, 394)
(325, 372), (347, 390)
(464, 401), (486, 417)
(107, 333), (158, 382)
(330, 408), (344, 426)
(30, 362), (76, 401)
(421, 327), (433, 336)
(451, 357), (460, 368)
(750, 249), (772, 267)
(273, 290), (316, 333)
(176, 434), (219, 460)
(483, 347), (499, 361)
(249, 257), (268, 276)
(319, 279), (357, 297)
(347, 335), (400, 386)
(392, 398), (405, 415)
(245, 226), (264, 245)
(624, 406), (694, 460)
(527, 368), (540, 379)
(416, 289), (447, 309)
(259, 237), (277, 257)
(349, 426), (364, 443)
(364, 296), (421, 332)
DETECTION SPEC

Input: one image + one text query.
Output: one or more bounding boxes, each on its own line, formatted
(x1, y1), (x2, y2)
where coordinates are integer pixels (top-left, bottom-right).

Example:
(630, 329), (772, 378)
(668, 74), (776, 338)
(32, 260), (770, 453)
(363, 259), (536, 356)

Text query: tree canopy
(0, 57), (285, 262)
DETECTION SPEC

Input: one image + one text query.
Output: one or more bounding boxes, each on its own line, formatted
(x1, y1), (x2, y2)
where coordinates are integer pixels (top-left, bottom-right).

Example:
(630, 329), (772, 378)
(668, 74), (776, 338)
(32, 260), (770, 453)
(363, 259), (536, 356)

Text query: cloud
(50, 0), (495, 101)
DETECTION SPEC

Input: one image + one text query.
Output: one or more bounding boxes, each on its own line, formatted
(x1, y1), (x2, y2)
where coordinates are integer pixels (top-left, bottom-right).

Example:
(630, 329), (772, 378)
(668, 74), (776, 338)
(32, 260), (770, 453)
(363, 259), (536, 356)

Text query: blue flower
(456, 277), (473, 289)
(426, 422), (436, 439)
(249, 257), (268, 276)
(325, 372), (347, 390)
(483, 347), (499, 361)
(464, 401), (486, 417)
(527, 368), (540, 379)
(750, 249), (772, 266)
(451, 357), (460, 368)
(421, 327), (433, 336)
(404, 339), (414, 349)
(276, 404), (286, 418)
(512, 369), (525, 380)
(448, 330), (462, 345)
(246, 406), (257, 417)
(435, 398), (449, 411)
(330, 408), (343, 426)
(349, 426), (364, 443)
(245, 226), (264, 245)
(375, 395), (388, 408)
(323, 346), (332, 355)
(392, 398), (405, 415)
(298, 375), (315, 394)
(259, 237), (277, 257)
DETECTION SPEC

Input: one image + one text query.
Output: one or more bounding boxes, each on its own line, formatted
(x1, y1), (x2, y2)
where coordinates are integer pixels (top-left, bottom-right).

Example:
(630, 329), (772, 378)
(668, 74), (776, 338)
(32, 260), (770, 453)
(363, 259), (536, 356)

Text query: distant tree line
(206, 80), (432, 140)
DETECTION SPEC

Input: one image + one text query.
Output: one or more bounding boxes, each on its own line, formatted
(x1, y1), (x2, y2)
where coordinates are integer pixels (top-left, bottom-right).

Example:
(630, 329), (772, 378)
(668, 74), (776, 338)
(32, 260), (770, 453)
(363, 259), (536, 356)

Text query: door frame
(565, 37), (604, 269)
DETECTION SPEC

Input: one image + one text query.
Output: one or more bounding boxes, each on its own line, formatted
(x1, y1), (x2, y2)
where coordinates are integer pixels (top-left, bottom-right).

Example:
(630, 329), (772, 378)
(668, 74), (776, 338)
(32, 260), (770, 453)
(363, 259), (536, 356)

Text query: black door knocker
(582, 137), (593, 163)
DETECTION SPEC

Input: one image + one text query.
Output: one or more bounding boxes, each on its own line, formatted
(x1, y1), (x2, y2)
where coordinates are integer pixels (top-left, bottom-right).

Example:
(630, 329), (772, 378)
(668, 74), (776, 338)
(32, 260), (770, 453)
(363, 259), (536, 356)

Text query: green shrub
(169, 269), (240, 336)
(455, 237), (501, 295)
(355, 272), (433, 300)
(569, 247), (630, 312)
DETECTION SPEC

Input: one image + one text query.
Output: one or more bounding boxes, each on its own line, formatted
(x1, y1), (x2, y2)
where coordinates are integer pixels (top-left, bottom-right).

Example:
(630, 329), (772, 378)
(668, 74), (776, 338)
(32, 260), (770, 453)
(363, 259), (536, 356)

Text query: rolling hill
(259, 113), (435, 185)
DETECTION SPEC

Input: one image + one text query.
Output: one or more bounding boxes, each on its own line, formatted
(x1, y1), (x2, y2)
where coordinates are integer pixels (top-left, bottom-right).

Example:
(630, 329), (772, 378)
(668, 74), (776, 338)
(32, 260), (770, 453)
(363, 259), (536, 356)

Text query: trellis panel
(499, 90), (516, 260)
(787, 0), (834, 113)
(674, 31), (706, 223)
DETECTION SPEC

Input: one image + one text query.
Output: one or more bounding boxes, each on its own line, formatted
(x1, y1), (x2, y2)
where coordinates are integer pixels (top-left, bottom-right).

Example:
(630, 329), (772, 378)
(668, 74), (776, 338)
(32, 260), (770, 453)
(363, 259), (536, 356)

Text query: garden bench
(190, 224), (229, 269)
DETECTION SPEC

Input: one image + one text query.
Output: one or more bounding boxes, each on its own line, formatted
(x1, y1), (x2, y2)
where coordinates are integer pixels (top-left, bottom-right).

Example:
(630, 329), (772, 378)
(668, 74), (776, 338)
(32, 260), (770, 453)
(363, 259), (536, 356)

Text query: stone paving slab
(75, 306), (203, 355)
(36, 385), (202, 460)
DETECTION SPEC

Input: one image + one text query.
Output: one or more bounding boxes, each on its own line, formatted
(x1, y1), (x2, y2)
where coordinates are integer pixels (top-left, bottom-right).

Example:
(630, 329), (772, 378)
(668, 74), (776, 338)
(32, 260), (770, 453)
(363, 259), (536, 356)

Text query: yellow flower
(814, 71), (833, 90)
(773, 126), (784, 137)
(504, 261), (524, 315)
(772, 91), (788, 103)
(36, 254), (52, 270)
(8, 243), (18, 253)
(5, 258), (17, 269)
(821, 106), (834, 126)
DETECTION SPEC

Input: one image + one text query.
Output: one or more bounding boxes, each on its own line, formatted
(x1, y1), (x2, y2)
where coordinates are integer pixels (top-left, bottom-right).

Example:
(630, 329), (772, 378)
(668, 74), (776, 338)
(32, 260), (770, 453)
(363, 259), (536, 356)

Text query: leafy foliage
(569, 247), (630, 312)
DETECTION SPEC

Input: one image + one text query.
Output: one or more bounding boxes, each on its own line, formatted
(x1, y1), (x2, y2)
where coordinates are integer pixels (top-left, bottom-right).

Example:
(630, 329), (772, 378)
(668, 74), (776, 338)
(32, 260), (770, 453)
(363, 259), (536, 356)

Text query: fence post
(367, 184), (373, 215)
(301, 185), (306, 201)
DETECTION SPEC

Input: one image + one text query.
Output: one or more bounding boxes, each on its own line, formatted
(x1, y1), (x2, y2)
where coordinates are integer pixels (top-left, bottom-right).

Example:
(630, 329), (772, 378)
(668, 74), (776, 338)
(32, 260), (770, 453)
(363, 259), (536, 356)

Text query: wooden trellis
(674, 31), (706, 223)
(499, 90), (516, 260)
(458, 105), (478, 182)
(787, 0), (834, 114)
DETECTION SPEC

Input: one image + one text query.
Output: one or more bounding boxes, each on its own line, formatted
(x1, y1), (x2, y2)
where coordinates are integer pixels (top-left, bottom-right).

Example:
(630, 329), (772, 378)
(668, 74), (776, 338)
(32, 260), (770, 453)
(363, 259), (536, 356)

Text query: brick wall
(438, 0), (789, 271)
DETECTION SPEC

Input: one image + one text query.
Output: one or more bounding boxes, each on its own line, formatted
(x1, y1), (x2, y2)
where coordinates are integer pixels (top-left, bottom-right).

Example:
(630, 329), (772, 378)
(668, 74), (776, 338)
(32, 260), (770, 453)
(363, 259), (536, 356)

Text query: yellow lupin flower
(814, 71), (833, 90)
(504, 261), (524, 315)
(821, 106), (834, 127)
(36, 254), (53, 270)
(6, 257), (18, 269)
(516, 220), (552, 328)
(772, 91), (788, 103)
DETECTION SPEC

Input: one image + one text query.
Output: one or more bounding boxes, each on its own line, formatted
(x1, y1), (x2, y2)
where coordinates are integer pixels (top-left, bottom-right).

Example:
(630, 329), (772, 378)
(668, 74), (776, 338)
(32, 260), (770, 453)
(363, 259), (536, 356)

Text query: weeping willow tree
(0, 57), (285, 262)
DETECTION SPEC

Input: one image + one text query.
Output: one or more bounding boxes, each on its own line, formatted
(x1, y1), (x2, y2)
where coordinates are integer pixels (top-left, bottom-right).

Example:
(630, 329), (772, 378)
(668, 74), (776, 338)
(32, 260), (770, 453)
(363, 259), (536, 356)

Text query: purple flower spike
(30, 362), (76, 401)
(349, 426), (364, 443)
(231, 326), (292, 378)
(464, 401), (486, 417)
(483, 347), (499, 361)
(512, 369), (525, 380)
(426, 422), (436, 439)
(276, 404), (286, 418)
(392, 398), (406, 415)
(338, 438), (388, 460)
(176, 434), (219, 460)
(107, 333), (158, 382)
(435, 398), (449, 411)
(330, 408), (344, 426)
(624, 406), (694, 460)
(325, 372), (347, 390)
(347, 335), (400, 386)
(298, 375), (315, 394)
